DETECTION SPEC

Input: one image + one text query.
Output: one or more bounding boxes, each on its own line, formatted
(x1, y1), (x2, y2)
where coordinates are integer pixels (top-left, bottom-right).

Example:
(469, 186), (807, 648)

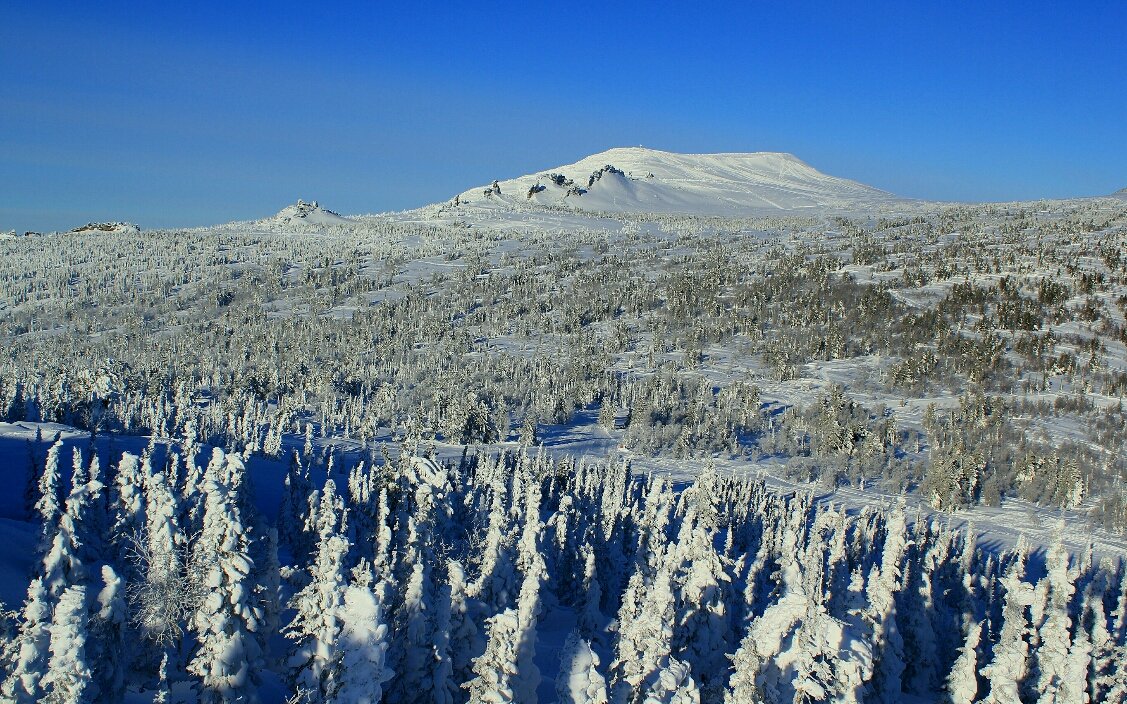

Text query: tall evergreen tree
(35, 440), (65, 550)
(286, 480), (349, 703)
(947, 620), (982, 704)
(0, 578), (53, 703)
(187, 465), (264, 703)
(40, 584), (91, 704)
(463, 609), (521, 704)
(980, 566), (1035, 704)
(557, 631), (609, 704)
(334, 573), (394, 704)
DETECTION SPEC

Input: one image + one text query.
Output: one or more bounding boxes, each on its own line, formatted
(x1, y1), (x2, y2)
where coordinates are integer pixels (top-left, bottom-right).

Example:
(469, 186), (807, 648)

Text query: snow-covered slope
(259, 199), (353, 227)
(454, 147), (900, 214)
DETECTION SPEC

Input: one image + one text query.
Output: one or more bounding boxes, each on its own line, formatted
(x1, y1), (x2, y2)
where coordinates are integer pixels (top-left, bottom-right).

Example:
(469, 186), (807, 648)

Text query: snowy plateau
(1, 148), (1126, 703)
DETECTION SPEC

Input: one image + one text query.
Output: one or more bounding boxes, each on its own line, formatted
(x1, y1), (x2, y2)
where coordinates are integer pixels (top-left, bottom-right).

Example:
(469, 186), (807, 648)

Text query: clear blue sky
(2, 1), (1125, 232)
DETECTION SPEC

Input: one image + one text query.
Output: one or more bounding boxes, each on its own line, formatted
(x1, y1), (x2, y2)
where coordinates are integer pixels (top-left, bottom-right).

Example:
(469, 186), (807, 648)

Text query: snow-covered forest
(2, 182), (1127, 701)
(4, 431), (1127, 702)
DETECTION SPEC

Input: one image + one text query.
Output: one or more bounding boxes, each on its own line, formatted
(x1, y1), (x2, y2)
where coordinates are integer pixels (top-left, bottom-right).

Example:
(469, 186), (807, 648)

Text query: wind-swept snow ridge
(456, 147), (900, 214)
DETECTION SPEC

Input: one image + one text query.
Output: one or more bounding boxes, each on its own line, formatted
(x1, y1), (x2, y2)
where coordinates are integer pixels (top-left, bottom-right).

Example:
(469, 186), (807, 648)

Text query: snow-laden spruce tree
(142, 461), (185, 585)
(899, 536), (940, 696)
(388, 557), (455, 704)
(471, 476), (518, 614)
(557, 630), (608, 704)
(1055, 622), (1092, 704)
(109, 452), (145, 561)
(946, 620), (982, 704)
(125, 459), (199, 652)
(1083, 586), (1124, 704)
(35, 439), (64, 549)
(463, 608), (521, 704)
(41, 471), (90, 599)
(735, 515), (806, 704)
(23, 431), (43, 521)
(724, 627), (761, 704)
(546, 496), (581, 601)
(75, 447), (107, 565)
(447, 559), (483, 698)
(0, 578), (53, 703)
(670, 506), (731, 700)
(1113, 566), (1127, 645)
(40, 584), (91, 704)
(89, 565), (128, 702)
(864, 506), (909, 703)
(333, 567), (394, 704)
(640, 657), (699, 704)
(578, 547), (607, 648)
(432, 580), (457, 704)
(740, 522), (872, 704)
(0, 602), (17, 682)
(611, 567), (677, 704)
(286, 479), (349, 703)
(1032, 529), (1078, 704)
(633, 476), (674, 575)
(345, 461), (380, 565)
(279, 450), (315, 560)
(511, 475), (547, 704)
(187, 467), (264, 703)
(792, 602), (873, 704)
(979, 564), (1035, 704)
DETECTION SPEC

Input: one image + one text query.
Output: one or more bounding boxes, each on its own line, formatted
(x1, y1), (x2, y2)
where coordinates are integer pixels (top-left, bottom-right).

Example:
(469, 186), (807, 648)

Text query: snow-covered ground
(2, 147), (1126, 703)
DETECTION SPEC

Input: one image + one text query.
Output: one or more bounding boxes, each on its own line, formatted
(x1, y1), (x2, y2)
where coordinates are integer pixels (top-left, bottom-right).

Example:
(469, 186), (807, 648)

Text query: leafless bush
(124, 528), (206, 646)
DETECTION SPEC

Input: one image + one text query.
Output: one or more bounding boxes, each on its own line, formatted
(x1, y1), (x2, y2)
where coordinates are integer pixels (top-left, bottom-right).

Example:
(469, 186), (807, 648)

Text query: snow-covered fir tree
(40, 584), (91, 704)
(947, 620), (982, 704)
(557, 631), (608, 704)
(286, 479), (350, 703)
(187, 454), (265, 703)
(333, 564), (394, 704)
(0, 578), (53, 703)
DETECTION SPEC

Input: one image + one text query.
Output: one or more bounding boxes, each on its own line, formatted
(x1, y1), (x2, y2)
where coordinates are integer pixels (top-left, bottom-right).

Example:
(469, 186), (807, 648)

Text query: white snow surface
(455, 147), (901, 214)
(257, 199), (353, 227)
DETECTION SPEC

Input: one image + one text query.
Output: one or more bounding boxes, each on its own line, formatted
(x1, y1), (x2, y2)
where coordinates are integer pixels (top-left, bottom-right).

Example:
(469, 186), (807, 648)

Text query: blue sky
(2, 1), (1125, 232)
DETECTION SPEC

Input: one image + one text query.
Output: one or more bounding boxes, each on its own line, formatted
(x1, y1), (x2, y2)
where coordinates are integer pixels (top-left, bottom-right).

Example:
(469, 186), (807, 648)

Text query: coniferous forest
(2, 194), (1127, 702)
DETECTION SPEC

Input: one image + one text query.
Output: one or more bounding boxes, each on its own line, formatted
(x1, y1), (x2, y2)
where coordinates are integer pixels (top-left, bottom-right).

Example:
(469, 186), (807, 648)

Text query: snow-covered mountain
(454, 147), (900, 214)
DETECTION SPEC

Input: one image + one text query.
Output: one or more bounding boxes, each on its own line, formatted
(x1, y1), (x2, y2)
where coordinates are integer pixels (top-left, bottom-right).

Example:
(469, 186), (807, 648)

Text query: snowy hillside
(1, 154), (1127, 702)
(254, 199), (353, 228)
(454, 147), (900, 214)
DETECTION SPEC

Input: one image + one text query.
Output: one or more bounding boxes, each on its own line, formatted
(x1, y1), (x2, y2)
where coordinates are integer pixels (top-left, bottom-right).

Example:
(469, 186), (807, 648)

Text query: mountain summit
(455, 147), (898, 214)
(266, 199), (352, 227)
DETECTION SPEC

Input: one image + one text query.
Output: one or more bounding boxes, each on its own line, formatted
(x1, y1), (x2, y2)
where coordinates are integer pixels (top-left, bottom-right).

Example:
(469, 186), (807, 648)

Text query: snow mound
(265, 199), (353, 227)
(455, 147), (900, 214)
(69, 222), (142, 235)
